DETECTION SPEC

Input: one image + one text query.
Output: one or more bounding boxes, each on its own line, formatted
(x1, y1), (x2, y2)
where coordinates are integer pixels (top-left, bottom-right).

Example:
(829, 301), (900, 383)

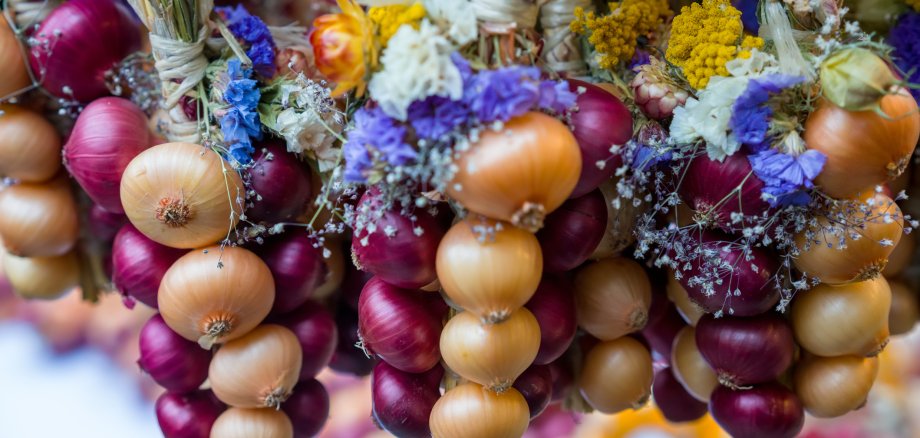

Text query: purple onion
(138, 314), (211, 392)
(340, 259), (374, 311)
(275, 300), (338, 380)
(282, 379), (330, 438)
(88, 204), (127, 242)
(653, 367), (708, 423)
(536, 189), (608, 273)
(641, 295), (687, 358)
(548, 359), (573, 403)
(696, 313), (795, 388)
(678, 153), (770, 230)
(329, 305), (376, 376)
(513, 364), (553, 419)
(372, 361), (444, 438)
(111, 223), (186, 308)
(709, 382), (805, 438)
(155, 390), (224, 438)
(247, 143), (313, 223)
(525, 275), (577, 364)
(256, 232), (327, 314)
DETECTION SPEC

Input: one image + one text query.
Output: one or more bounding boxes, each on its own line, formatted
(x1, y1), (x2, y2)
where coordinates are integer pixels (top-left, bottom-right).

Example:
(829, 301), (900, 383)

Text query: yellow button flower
(571, 0), (671, 70)
(368, 2), (426, 47)
(310, 0), (378, 97)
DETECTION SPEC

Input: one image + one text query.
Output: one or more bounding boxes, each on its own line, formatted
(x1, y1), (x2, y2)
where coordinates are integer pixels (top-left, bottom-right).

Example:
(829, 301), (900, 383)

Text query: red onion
(696, 313), (795, 388)
(246, 143), (313, 223)
(30, 0), (140, 102)
(138, 314), (210, 392)
(371, 361), (443, 438)
(678, 153), (769, 230)
(64, 97), (151, 212)
(548, 359), (573, 403)
(652, 367), (708, 423)
(340, 259), (374, 311)
(111, 223), (186, 308)
(358, 276), (447, 373)
(351, 191), (446, 289)
(536, 189), (608, 273)
(155, 390), (225, 438)
(513, 364), (553, 419)
(88, 203), (127, 242)
(679, 230), (780, 316)
(641, 295), (687, 358)
(525, 275), (577, 364)
(567, 79), (633, 198)
(256, 232), (327, 314)
(329, 305), (376, 376)
(274, 300), (338, 380)
(709, 382), (805, 438)
(282, 379), (330, 438)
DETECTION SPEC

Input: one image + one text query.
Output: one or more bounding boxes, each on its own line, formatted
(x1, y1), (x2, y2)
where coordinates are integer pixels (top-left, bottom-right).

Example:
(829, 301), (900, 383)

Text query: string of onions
(0, 105), (61, 183)
(578, 336), (654, 414)
(429, 383), (530, 438)
(574, 257), (652, 341)
(0, 176), (79, 257)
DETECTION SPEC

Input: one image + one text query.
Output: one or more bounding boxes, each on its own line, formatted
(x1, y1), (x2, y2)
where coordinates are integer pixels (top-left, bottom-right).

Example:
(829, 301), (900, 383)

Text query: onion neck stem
(198, 319), (231, 350)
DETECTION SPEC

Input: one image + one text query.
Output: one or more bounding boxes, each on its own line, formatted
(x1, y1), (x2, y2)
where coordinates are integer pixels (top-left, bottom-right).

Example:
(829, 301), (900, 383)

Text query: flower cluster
(219, 60), (263, 165)
(666, 0), (764, 89)
(731, 74), (805, 153)
(217, 5), (277, 77)
(368, 2), (427, 46)
(571, 0), (671, 70)
(889, 11), (920, 101)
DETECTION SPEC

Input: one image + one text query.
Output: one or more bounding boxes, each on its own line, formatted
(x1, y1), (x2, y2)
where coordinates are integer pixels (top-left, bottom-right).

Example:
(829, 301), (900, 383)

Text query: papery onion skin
(312, 240), (345, 300)
(29, 0), (141, 102)
(793, 354), (879, 418)
(156, 390), (225, 438)
(0, 105), (61, 183)
(372, 361), (443, 438)
(0, 19), (30, 97)
(120, 142), (245, 249)
(282, 379), (330, 438)
(548, 359), (574, 403)
(512, 364), (553, 419)
(888, 280), (919, 336)
(209, 324), (303, 409)
(884, 231), (915, 278)
(567, 79), (632, 198)
(358, 276), (447, 373)
(89, 204), (128, 242)
(641, 282), (687, 358)
(653, 367), (708, 423)
(791, 276), (892, 357)
(446, 111), (582, 232)
(256, 232), (327, 314)
(709, 382), (805, 438)
(437, 217), (543, 323)
(158, 246), (275, 347)
(666, 275), (705, 326)
(64, 97), (151, 213)
(210, 407), (294, 438)
(578, 336), (654, 414)
(536, 189), (608, 273)
(678, 153), (770, 230)
(671, 326), (719, 403)
(525, 275), (577, 365)
(0, 177), (78, 257)
(2, 251), (78, 300)
(329, 305), (376, 376)
(138, 314), (210, 392)
(112, 223), (186, 309)
(696, 313), (795, 388)
(590, 179), (648, 259)
(440, 308), (541, 392)
(429, 383), (530, 438)
(574, 257), (651, 341)
(274, 300), (338, 380)
(246, 143), (312, 223)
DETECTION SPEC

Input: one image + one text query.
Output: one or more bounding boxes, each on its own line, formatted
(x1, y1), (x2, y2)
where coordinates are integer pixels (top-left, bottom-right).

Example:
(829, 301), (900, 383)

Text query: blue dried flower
(889, 11), (920, 101)
(219, 60), (262, 165)
(216, 5), (276, 77)
(748, 149), (826, 207)
(731, 74), (805, 152)
(343, 107), (416, 182)
(461, 62), (578, 123)
(408, 96), (469, 140)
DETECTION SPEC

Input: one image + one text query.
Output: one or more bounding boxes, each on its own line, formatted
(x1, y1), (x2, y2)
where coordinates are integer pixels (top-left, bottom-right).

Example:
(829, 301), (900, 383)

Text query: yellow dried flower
(571, 0), (671, 70)
(368, 2), (427, 46)
(666, 0), (763, 89)
(907, 0), (920, 11)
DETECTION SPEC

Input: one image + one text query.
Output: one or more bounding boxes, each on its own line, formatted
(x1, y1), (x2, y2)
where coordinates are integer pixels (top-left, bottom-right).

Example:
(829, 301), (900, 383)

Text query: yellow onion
(446, 112), (582, 232)
(666, 274), (705, 326)
(440, 308), (540, 392)
(120, 142), (245, 249)
(888, 280), (919, 336)
(791, 277), (891, 357)
(158, 245), (275, 348)
(209, 325), (302, 409)
(429, 383), (529, 438)
(312, 240), (345, 300)
(574, 257), (652, 340)
(0, 176), (78, 257)
(0, 18), (30, 97)
(437, 217), (542, 323)
(590, 179), (647, 259)
(0, 105), (61, 182)
(883, 231), (915, 278)
(578, 336), (654, 414)
(794, 192), (904, 284)
(793, 354), (879, 418)
(671, 326), (718, 402)
(210, 407), (293, 438)
(2, 251), (78, 300)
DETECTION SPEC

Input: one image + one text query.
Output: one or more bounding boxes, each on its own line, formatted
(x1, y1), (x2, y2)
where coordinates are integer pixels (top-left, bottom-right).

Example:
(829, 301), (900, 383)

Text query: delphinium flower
(748, 149), (826, 207)
(343, 106), (414, 183)
(889, 10), (920, 101)
(219, 60), (262, 165)
(570, 0), (671, 70)
(216, 5), (277, 77)
(730, 74), (805, 152)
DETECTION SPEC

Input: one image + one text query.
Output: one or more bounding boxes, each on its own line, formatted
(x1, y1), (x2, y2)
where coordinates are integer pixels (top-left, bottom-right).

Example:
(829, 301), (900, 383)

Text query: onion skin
(156, 390), (225, 438)
(678, 153), (770, 230)
(210, 407), (294, 438)
(709, 382), (805, 438)
(666, 275), (705, 325)
(0, 19), (30, 98)
(112, 223), (186, 309)
(567, 79), (633, 198)
(548, 359), (573, 403)
(358, 276), (447, 373)
(256, 232), (327, 314)
(525, 275), (577, 365)
(793, 354), (879, 418)
(641, 286), (687, 358)
(138, 314), (210, 392)
(429, 383), (530, 438)
(536, 189), (608, 273)
(282, 379), (330, 438)
(512, 364), (553, 419)
(340, 260), (373, 311)
(446, 111), (582, 232)
(574, 257), (651, 341)
(0, 105), (61, 183)
(888, 280), (919, 336)
(247, 143), (312, 223)
(3, 251), (79, 300)
(696, 314), (795, 388)
(274, 301), (337, 380)
(89, 204), (128, 242)
(653, 367), (708, 423)
(329, 305), (376, 376)
(64, 97), (151, 213)
(29, 0), (141, 102)
(806, 89), (920, 199)
(590, 178), (646, 258)
(0, 177), (78, 257)
(883, 231), (915, 278)
(371, 361), (443, 438)
(671, 326), (719, 402)
(578, 337), (654, 414)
